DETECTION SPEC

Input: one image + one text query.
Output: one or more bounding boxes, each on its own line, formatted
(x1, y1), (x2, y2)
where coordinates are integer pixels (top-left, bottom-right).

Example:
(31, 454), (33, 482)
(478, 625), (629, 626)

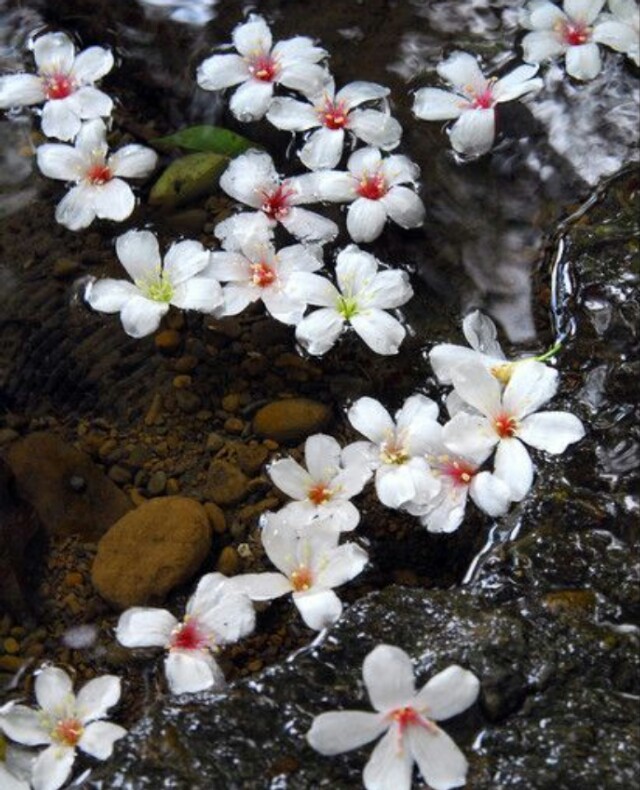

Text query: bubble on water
(62, 624), (98, 649)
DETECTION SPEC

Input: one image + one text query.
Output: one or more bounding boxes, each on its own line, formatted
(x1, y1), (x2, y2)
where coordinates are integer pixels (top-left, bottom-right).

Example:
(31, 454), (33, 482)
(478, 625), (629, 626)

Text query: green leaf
(149, 152), (229, 209)
(151, 125), (255, 157)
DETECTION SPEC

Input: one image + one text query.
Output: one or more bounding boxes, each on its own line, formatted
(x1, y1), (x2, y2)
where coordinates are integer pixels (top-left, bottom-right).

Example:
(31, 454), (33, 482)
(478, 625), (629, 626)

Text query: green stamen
(337, 296), (359, 319)
(141, 274), (174, 303)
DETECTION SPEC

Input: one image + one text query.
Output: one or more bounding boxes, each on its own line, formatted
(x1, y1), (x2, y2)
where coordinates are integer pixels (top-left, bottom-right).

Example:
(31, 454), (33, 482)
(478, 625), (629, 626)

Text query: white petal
(380, 154), (420, 186)
(75, 117), (108, 153)
(232, 14), (272, 57)
(407, 725), (469, 790)
(348, 109), (402, 150)
(92, 178), (136, 221)
(116, 229), (161, 283)
(469, 472), (512, 516)
(229, 79), (274, 122)
(0, 74), (45, 108)
(73, 86), (113, 119)
(494, 437), (534, 501)
(337, 80), (390, 108)
(0, 763), (30, 790)
(120, 295), (168, 337)
(293, 588), (342, 630)
(376, 464), (417, 508)
(266, 96), (319, 130)
(419, 485), (468, 534)
(71, 46), (114, 83)
(412, 88), (466, 120)
(109, 145), (158, 178)
(347, 146), (383, 178)
(217, 283), (255, 317)
(278, 62), (330, 97)
(295, 308), (344, 354)
(565, 0), (606, 25)
(280, 206), (339, 243)
(76, 676), (121, 723)
(364, 644), (416, 711)
(565, 42), (602, 80)
(414, 665), (479, 721)
(305, 434), (342, 480)
(442, 413), (498, 462)
(307, 711), (387, 755)
(164, 239), (209, 284)
(33, 32), (75, 73)
(351, 309), (406, 355)
(363, 723), (413, 790)
(196, 590), (256, 644)
(272, 36), (327, 68)
(503, 360), (558, 418)
(214, 211), (274, 249)
(196, 53), (249, 90)
(347, 198), (388, 242)
(316, 171), (357, 202)
(397, 394), (439, 439)
(185, 571), (227, 612)
(78, 721), (127, 759)
(517, 411), (585, 453)
(365, 270), (414, 311)
(450, 362), (502, 417)
(299, 127), (345, 170)
(219, 149), (277, 207)
(172, 277), (223, 313)
(56, 186), (97, 231)
(288, 271), (339, 307)
(526, 1), (567, 29)
(437, 51), (486, 92)
(31, 746), (75, 790)
(493, 65), (543, 102)
(269, 457), (312, 499)
(310, 499), (361, 531)
(227, 572), (292, 600)
(317, 542), (368, 588)
(0, 705), (50, 745)
(449, 109), (496, 157)
(462, 310), (505, 357)
(116, 607), (177, 647)
(348, 397), (394, 443)
(35, 667), (74, 715)
(36, 144), (84, 181)
(430, 345), (486, 384)
(165, 650), (225, 695)
(593, 19), (639, 53)
(277, 243), (323, 275)
(381, 186), (425, 229)
(521, 31), (567, 63)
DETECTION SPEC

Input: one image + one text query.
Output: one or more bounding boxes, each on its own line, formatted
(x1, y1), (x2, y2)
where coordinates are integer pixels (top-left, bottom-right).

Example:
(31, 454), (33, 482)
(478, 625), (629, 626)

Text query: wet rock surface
(252, 398), (332, 444)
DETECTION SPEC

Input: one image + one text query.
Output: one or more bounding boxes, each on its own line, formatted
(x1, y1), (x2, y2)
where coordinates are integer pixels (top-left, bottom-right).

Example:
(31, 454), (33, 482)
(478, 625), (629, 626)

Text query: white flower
(0, 31), (114, 141)
(412, 51), (543, 157)
(0, 743), (33, 790)
(217, 149), (338, 243)
(443, 360), (586, 501)
(315, 146), (425, 242)
(289, 245), (413, 356)
(116, 572), (255, 695)
(266, 80), (402, 170)
(593, 0), (640, 65)
(403, 422), (512, 533)
(196, 13), (329, 122)
(307, 644), (479, 790)
(0, 667), (126, 790)
(268, 434), (373, 532)
(86, 229), (222, 338)
(228, 513), (368, 630)
(206, 215), (323, 324)
(36, 118), (157, 230)
(521, 0), (608, 81)
(345, 395), (441, 511)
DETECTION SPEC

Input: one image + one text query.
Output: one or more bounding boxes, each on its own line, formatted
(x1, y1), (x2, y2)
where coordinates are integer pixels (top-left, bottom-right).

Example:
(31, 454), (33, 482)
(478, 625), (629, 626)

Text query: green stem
(535, 340), (563, 363)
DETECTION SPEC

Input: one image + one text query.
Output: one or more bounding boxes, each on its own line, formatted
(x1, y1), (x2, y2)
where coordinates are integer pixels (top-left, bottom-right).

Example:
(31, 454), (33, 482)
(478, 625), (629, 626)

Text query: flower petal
(521, 31), (567, 63)
(351, 309), (406, 355)
(37, 143), (84, 181)
(196, 589), (256, 644)
(227, 572), (292, 600)
(31, 745), (75, 790)
(316, 171), (357, 202)
(33, 32), (75, 73)
(35, 667), (74, 715)
(462, 310), (505, 357)
(593, 19), (639, 54)
(280, 206), (339, 243)
(164, 650), (225, 695)
(307, 711), (387, 755)
(232, 14), (272, 57)
(442, 412), (498, 462)
(164, 239), (210, 284)
(278, 62), (330, 98)
(0, 762), (30, 790)
(172, 277), (223, 313)
(375, 464), (417, 508)
(348, 396), (394, 444)
(295, 308), (344, 355)
(494, 437), (533, 501)
(414, 665), (479, 721)
(316, 542), (368, 588)
(219, 150), (277, 207)
(449, 108), (496, 157)
(450, 362), (502, 417)
(565, 0), (606, 25)
(92, 178), (136, 221)
(79, 721), (127, 759)
(565, 41), (602, 80)
(116, 607), (177, 647)
(75, 117), (108, 154)
(119, 295), (168, 337)
(364, 644), (416, 711)
(380, 186), (425, 230)
(229, 79), (274, 122)
(517, 411), (585, 454)
(218, 283), (255, 317)
(109, 145), (158, 178)
(526, 1), (568, 29)
(76, 675), (121, 723)
(299, 126), (345, 171)
(196, 53), (249, 90)
(272, 36), (327, 68)
(0, 74), (45, 108)
(269, 457), (312, 499)
(73, 86), (113, 119)
(503, 360), (558, 419)
(348, 109), (402, 150)
(493, 65), (542, 103)
(305, 434), (342, 481)
(407, 725), (469, 790)
(116, 229), (162, 283)
(419, 484), (468, 534)
(347, 198), (388, 242)
(0, 704), (50, 746)
(71, 46), (114, 82)
(469, 472), (512, 516)
(293, 588), (342, 630)
(347, 146), (383, 178)
(266, 96), (319, 130)
(437, 51), (486, 92)
(412, 87), (466, 120)
(337, 80), (389, 108)
(54, 185), (95, 230)
(363, 723), (413, 790)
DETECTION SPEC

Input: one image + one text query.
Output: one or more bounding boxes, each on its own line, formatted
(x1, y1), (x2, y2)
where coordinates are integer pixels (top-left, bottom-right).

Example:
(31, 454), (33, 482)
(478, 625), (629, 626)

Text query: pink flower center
(308, 483), (332, 505)
(494, 413), (518, 439)
(53, 717), (83, 747)
(170, 618), (208, 651)
(248, 53), (279, 82)
(471, 87), (495, 109)
(86, 163), (112, 185)
(357, 171), (387, 200)
(559, 20), (591, 46)
(251, 261), (276, 288)
(442, 459), (476, 487)
(260, 184), (295, 220)
(43, 73), (75, 100)
(390, 706), (438, 738)
(290, 566), (313, 592)
(319, 98), (349, 130)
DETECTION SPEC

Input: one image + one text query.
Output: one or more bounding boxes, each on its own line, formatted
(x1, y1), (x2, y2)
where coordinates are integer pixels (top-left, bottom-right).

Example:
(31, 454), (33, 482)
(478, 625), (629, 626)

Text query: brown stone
(6, 433), (132, 540)
(155, 329), (181, 353)
(91, 496), (212, 609)
(216, 546), (240, 576)
(252, 398), (331, 443)
(204, 502), (227, 534)
(205, 460), (249, 506)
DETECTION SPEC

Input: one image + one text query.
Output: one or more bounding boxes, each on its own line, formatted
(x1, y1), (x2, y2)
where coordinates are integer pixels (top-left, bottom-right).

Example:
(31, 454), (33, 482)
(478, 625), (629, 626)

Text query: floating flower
(345, 395), (441, 510)
(0, 743), (32, 790)
(412, 52), (543, 157)
(86, 228), (223, 337)
(0, 31), (114, 141)
(268, 433), (372, 532)
(315, 146), (425, 242)
(228, 513), (368, 630)
(36, 118), (157, 230)
(593, 0), (640, 65)
(207, 214), (323, 324)
(307, 644), (479, 790)
(289, 245), (413, 355)
(0, 667), (126, 790)
(116, 573), (255, 695)
(196, 13), (329, 122)
(521, 0), (607, 81)
(443, 360), (586, 501)
(266, 80), (402, 170)
(217, 149), (338, 243)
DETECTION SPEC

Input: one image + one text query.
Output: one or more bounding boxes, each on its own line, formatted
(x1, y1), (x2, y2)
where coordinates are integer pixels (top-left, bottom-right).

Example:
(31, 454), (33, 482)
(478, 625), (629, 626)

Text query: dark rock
(204, 460), (249, 506)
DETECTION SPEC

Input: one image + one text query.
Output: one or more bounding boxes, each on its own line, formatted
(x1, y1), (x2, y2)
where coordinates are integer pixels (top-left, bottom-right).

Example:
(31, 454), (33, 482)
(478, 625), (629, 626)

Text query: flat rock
(91, 496), (212, 609)
(204, 460), (249, 506)
(252, 398), (331, 443)
(5, 432), (132, 540)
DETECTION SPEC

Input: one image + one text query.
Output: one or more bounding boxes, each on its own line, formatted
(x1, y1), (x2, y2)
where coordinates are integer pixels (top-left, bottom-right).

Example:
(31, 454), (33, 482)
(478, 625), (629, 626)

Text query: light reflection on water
(137, 0), (219, 26)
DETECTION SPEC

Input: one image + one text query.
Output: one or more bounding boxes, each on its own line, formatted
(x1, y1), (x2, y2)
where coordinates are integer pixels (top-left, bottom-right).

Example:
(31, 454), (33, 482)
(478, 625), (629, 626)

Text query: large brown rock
(252, 398), (331, 443)
(91, 496), (212, 609)
(204, 460), (249, 506)
(6, 432), (132, 540)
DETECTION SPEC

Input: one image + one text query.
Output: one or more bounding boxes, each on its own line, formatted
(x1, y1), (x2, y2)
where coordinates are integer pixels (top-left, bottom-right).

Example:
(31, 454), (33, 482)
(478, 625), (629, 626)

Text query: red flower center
(357, 171), (387, 200)
(442, 459), (476, 487)
(308, 483), (332, 505)
(560, 20), (591, 46)
(320, 98), (349, 130)
(53, 718), (83, 747)
(494, 413), (518, 439)
(251, 261), (276, 288)
(391, 706), (438, 736)
(249, 53), (279, 82)
(471, 87), (495, 109)
(290, 566), (313, 592)
(43, 73), (75, 100)
(261, 185), (294, 220)
(170, 619), (208, 651)
(86, 164), (112, 185)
